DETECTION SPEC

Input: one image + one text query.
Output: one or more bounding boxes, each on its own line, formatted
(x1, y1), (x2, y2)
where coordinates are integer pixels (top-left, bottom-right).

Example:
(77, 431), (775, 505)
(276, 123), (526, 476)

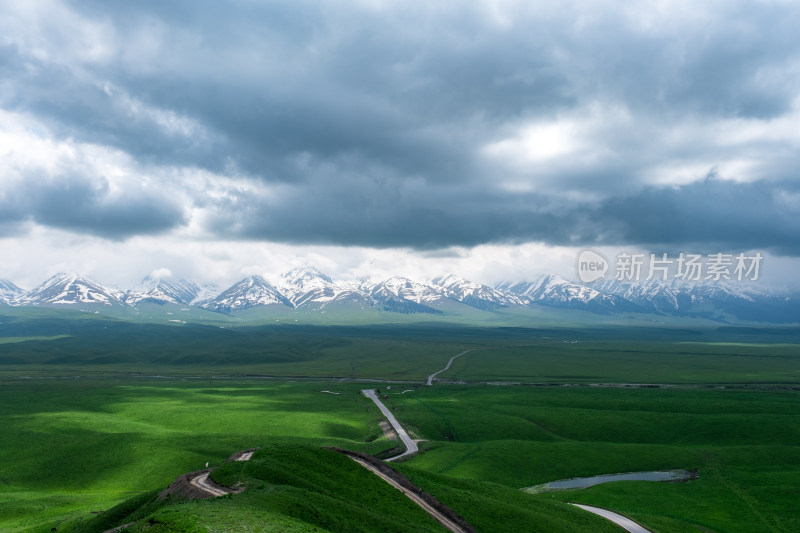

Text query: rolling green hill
(2, 318), (798, 532)
(55, 445), (620, 533)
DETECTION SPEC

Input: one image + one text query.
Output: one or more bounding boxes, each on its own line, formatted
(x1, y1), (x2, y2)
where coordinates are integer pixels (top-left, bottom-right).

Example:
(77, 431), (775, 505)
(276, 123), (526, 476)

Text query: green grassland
(0, 379), (400, 531)
(58, 445), (448, 533)
(387, 385), (800, 532)
(55, 444), (623, 533)
(444, 340), (800, 383)
(1, 317), (798, 531)
(2, 313), (798, 383)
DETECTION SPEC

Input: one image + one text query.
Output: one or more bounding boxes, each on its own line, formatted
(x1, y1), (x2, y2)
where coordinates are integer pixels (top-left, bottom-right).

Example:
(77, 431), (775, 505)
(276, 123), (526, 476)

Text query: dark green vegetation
(388, 386), (800, 532)
(2, 311), (798, 383)
(60, 445), (449, 533)
(0, 379), (398, 532)
(50, 444), (621, 533)
(1, 313), (798, 532)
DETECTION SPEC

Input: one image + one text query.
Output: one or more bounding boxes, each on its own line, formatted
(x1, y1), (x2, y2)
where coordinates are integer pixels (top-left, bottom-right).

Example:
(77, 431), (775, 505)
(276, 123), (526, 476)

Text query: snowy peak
(498, 274), (631, 312)
(366, 277), (444, 304)
(274, 266), (343, 308)
(356, 277), (444, 314)
(589, 278), (770, 314)
(19, 273), (124, 307)
(204, 275), (292, 313)
(0, 279), (24, 304)
(278, 266), (334, 288)
(0, 270), (796, 323)
(125, 276), (203, 306)
(516, 274), (604, 302)
(432, 275), (522, 310)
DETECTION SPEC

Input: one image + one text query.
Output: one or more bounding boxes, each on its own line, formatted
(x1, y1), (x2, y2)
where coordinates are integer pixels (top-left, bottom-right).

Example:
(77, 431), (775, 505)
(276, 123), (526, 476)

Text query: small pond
(523, 469), (697, 494)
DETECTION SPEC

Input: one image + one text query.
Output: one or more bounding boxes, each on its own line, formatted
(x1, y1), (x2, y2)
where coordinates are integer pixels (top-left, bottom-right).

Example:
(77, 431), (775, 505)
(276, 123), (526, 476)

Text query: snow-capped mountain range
(15, 273), (125, 307)
(0, 268), (797, 323)
(124, 276), (210, 306)
(0, 279), (24, 305)
(204, 275), (292, 313)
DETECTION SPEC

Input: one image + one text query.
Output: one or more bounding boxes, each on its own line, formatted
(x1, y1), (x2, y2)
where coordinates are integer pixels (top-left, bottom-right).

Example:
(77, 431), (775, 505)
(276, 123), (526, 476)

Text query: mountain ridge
(1, 269), (797, 324)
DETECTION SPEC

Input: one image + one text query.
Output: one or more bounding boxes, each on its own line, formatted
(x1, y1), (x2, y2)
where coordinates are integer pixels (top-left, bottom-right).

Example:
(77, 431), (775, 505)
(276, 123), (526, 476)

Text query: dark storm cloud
(2, 1), (800, 251)
(595, 177), (800, 254)
(207, 173), (800, 254)
(0, 175), (186, 239)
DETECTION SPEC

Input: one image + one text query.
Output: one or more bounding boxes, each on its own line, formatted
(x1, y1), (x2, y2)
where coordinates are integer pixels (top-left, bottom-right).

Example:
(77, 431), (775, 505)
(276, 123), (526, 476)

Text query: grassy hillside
(56, 445), (448, 533)
(0, 380), (397, 532)
(387, 385), (800, 532)
(2, 320), (798, 531)
(5, 378), (798, 532)
(53, 445), (621, 533)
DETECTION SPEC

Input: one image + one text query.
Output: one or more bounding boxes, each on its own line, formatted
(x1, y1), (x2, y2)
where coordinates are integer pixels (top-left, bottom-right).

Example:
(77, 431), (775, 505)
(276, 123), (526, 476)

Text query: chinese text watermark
(577, 251), (763, 283)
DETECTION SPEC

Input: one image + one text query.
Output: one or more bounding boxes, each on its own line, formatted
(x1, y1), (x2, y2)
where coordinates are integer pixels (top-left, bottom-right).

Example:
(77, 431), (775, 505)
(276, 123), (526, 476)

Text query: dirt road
(189, 471), (229, 497)
(347, 454), (473, 533)
(184, 448), (259, 497)
(426, 350), (471, 385)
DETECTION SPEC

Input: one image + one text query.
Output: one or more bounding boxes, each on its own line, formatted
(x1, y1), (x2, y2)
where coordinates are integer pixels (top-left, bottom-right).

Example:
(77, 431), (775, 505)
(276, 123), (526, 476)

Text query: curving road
(189, 471), (230, 497)
(185, 448), (257, 498)
(362, 389), (418, 461)
(571, 504), (652, 533)
(426, 350), (472, 385)
(371, 353), (657, 533)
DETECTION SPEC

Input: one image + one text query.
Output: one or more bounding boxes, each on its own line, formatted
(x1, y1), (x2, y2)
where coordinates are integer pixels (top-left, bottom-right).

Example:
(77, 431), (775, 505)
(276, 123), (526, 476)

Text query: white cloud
(0, 0), (118, 67)
(0, 0), (799, 288)
(149, 267), (173, 279)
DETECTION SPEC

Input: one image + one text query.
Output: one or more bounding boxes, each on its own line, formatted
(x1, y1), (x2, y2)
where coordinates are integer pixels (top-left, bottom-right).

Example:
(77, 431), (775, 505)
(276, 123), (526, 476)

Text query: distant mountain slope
(125, 276), (204, 306)
(203, 275), (292, 313)
(498, 275), (638, 313)
(434, 275), (522, 310)
(17, 273), (125, 307)
(591, 278), (800, 322)
(365, 277), (444, 304)
(0, 268), (796, 323)
(0, 279), (24, 305)
(363, 277), (445, 314)
(275, 267), (372, 310)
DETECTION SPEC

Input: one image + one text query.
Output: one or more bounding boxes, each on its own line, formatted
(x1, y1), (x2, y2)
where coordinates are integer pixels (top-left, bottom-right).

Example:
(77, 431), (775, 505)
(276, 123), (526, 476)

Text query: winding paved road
(362, 389), (418, 461)
(571, 504), (652, 532)
(368, 361), (656, 533)
(426, 350), (472, 385)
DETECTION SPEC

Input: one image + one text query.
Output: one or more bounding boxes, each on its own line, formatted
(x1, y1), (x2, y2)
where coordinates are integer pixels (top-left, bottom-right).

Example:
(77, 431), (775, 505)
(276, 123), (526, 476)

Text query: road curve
(427, 350), (472, 385)
(367, 368), (653, 532)
(184, 448), (257, 498)
(571, 504), (652, 533)
(189, 471), (229, 497)
(362, 389), (418, 461)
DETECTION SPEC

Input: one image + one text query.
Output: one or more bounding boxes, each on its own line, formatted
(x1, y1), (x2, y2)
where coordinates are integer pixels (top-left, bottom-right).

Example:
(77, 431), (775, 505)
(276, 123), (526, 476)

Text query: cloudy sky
(1, 0), (799, 289)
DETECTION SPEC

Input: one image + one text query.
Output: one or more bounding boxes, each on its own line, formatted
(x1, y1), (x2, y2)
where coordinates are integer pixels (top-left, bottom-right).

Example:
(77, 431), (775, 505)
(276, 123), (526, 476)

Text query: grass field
(388, 385), (800, 532)
(62, 443), (626, 533)
(442, 340), (800, 383)
(1, 318), (798, 532)
(0, 379), (398, 532)
(2, 314), (798, 384)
